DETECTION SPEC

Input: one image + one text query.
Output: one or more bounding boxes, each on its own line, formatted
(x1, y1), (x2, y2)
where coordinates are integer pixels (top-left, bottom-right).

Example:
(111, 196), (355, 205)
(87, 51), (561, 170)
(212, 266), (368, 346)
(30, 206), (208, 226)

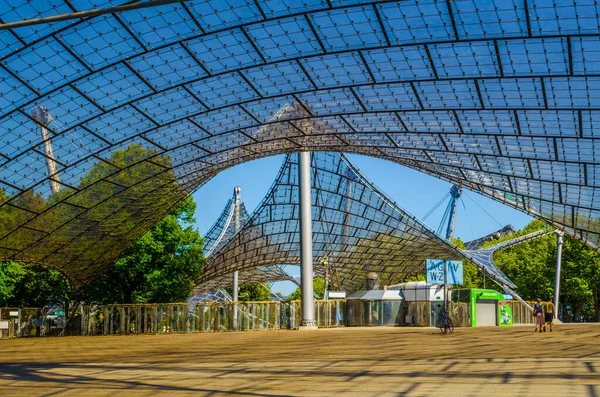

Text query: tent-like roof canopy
(1, 0), (599, 285)
(196, 152), (517, 292)
(202, 186), (249, 256)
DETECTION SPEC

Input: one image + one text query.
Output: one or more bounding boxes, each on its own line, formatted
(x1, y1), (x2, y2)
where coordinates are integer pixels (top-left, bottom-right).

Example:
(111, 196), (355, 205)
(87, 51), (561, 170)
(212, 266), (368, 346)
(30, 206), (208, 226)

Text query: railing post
(152, 306), (157, 334)
(104, 307), (109, 335)
(120, 307), (126, 334)
(554, 231), (564, 319)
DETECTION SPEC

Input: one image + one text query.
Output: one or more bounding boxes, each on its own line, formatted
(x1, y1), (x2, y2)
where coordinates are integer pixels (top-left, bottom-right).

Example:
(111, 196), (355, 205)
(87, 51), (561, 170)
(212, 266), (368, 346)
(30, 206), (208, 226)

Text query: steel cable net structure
(196, 186), (299, 293)
(202, 186), (249, 256)
(1, 0), (600, 286)
(195, 152), (515, 293)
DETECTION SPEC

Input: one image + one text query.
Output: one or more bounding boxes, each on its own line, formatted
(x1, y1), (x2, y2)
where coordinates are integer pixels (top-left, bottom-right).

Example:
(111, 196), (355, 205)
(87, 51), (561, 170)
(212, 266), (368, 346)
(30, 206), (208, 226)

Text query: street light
(321, 256), (329, 300)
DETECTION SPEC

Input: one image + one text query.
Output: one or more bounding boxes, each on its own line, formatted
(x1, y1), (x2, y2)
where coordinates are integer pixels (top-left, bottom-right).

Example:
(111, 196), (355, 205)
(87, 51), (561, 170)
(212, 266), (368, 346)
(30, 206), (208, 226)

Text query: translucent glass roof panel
(0, 0), (598, 285)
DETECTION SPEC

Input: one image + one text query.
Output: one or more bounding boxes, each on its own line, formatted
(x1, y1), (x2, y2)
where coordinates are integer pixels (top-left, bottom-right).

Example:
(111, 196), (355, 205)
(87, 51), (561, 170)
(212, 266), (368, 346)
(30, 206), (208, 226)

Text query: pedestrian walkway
(1, 325), (599, 396)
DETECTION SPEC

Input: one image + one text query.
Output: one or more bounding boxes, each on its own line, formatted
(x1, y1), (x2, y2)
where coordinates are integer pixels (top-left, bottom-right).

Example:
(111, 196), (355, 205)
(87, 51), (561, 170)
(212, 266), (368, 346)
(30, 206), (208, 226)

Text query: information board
(426, 259), (464, 285)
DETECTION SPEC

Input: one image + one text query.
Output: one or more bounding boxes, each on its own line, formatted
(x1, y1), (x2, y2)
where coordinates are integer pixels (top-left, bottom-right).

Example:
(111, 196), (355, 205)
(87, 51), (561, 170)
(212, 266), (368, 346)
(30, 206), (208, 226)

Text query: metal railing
(1, 299), (537, 339)
(0, 308), (52, 338)
(81, 300), (346, 336)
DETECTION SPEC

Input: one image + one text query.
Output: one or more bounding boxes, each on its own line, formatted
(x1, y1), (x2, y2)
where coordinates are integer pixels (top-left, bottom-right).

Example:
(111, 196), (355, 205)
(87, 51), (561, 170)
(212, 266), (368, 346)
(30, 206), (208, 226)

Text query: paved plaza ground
(1, 325), (599, 396)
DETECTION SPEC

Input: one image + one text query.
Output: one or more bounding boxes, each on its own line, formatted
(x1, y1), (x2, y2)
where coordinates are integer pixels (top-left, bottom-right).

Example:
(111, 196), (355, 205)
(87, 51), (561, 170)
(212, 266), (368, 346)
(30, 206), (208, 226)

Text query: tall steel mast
(32, 105), (61, 194)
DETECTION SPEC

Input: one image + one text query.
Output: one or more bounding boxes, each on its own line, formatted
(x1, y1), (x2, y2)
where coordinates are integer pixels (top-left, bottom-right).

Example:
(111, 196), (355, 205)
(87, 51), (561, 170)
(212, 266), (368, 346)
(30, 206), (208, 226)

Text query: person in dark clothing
(533, 298), (544, 333)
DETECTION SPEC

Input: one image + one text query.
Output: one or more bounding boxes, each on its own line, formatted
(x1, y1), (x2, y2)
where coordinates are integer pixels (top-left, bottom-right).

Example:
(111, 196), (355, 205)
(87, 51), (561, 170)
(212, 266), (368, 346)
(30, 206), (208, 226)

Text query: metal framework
(1, 1), (600, 285)
(188, 289), (232, 303)
(203, 187), (249, 257)
(462, 229), (554, 288)
(196, 153), (537, 294)
(196, 152), (518, 292)
(195, 185), (295, 294)
(463, 225), (517, 250)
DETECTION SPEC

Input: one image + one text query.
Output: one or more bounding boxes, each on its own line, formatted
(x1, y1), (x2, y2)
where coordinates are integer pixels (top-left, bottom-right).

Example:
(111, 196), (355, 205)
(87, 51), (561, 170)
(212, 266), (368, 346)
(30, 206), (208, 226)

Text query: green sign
(476, 291), (499, 300)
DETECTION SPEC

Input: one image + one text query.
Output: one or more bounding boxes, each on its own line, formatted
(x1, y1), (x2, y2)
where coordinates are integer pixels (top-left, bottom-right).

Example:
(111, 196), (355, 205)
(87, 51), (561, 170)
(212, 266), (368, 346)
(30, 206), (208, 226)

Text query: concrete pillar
(554, 231), (564, 319)
(232, 271), (239, 330)
(299, 151), (317, 329)
(232, 187), (241, 330)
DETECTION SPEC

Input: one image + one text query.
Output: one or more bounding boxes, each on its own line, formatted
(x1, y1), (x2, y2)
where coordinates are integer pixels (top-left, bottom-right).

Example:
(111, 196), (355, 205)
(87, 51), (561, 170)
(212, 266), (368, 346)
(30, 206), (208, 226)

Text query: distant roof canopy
(196, 152), (516, 292)
(1, 0), (600, 285)
(202, 186), (249, 257)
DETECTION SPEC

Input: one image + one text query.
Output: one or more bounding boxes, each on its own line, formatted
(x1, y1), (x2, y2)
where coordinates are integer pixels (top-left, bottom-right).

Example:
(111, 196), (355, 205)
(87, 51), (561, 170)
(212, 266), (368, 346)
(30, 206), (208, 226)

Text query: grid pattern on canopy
(1, 0), (600, 285)
(196, 152), (517, 292)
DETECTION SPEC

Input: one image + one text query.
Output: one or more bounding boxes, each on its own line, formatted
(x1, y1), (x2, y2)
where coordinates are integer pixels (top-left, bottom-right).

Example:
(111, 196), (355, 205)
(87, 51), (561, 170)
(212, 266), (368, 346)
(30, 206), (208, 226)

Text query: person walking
(533, 298), (544, 332)
(543, 298), (556, 332)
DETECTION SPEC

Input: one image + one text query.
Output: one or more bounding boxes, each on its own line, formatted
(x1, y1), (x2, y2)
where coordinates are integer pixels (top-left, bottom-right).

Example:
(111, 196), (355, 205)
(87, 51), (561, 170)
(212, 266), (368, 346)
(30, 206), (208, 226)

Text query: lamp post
(321, 256), (329, 300)
(554, 231), (564, 319)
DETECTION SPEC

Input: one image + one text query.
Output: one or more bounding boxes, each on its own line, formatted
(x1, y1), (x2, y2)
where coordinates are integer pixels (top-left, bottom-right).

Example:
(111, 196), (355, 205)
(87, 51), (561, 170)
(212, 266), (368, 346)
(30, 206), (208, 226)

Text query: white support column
(299, 151), (317, 330)
(232, 271), (238, 330)
(554, 231), (564, 319)
(232, 187), (241, 330)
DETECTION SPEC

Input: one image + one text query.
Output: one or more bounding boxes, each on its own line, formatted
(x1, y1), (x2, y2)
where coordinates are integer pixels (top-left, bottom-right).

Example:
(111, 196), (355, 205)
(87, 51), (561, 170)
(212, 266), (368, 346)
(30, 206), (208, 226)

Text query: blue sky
(192, 154), (533, 295)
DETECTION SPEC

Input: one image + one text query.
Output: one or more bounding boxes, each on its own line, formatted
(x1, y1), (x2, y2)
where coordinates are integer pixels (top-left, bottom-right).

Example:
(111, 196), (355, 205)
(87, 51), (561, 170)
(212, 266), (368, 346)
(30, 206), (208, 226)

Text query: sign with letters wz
(426, 259), (464, 285)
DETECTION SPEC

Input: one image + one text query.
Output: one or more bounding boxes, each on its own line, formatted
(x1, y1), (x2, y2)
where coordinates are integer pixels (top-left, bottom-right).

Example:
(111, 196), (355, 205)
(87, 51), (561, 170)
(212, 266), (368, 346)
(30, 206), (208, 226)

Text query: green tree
(556, 235), (600, 318)
(286, 278), (325, 300)
(485, 220), (600, 320)
(0, 188), (48, 263)
(1, 264), (70, 308)
(0, 262), (26, 305)
(451, 237), (484, 289)
(235, 283), (271, 301)
(85, 196), (204, 304)
(0, 144), (202, 314)
(492, 230), (556, 301)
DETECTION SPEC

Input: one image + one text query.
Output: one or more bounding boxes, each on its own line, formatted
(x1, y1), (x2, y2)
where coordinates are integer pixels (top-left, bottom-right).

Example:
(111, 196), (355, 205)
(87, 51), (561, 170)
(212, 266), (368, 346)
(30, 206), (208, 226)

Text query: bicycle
(440, 313), (454, 334)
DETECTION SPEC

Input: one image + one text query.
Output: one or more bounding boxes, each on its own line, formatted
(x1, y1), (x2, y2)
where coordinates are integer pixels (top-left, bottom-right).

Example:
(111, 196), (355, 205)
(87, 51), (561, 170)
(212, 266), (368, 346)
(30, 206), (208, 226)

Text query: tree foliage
(0, 195), (203, 307)
(0, 262), (71, 308)
(287, 278), (325, 300)
(234, 283), (271, 301)
(0, 143), (185, 285)
(491, 220), (600, 320)
(0, 262), (26, 305)
(0, 143), (204, 307)
(85, 196), (204, 304)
